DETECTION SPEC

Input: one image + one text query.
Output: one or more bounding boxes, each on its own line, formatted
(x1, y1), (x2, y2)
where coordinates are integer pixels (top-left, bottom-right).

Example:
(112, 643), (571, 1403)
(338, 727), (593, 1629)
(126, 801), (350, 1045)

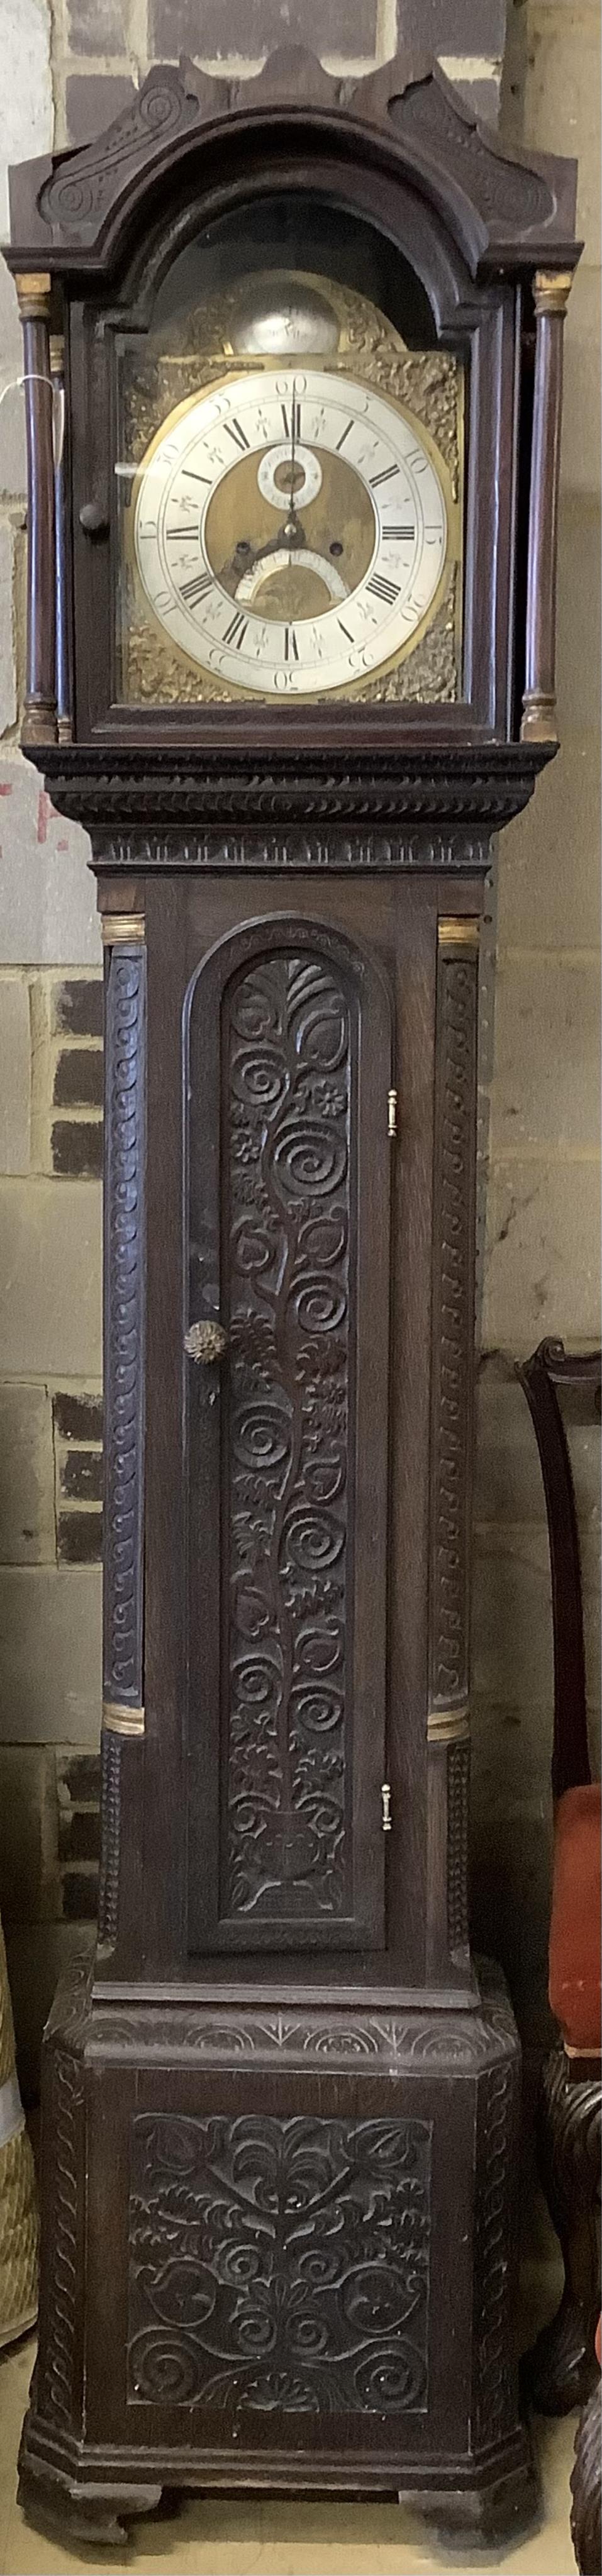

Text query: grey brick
(0, 1382), (55, 1566)
(53, 1392), (103, 1445)
(66, 0), (129, 54)
(57, 1509), (103, 1565)
(52, 979), (103, 1041)
(394, 0), (505, 48)
(0, 1746), (58, 1929)
(61, 1864), (99, 1920)
(0, 980), (30, 1175)
(56, 1749), (101, 1804)
(0, 1180), (102, 1377)
(65, 74), (135, 147)
(53, 1049), (104, 1110)
(150, 0), (377, 60)
(0, 1566), (102, 1745)
(59, 1448), (103, 1504)
(58, 1805), (101, 1863)
(52, 1119), (103, 1179)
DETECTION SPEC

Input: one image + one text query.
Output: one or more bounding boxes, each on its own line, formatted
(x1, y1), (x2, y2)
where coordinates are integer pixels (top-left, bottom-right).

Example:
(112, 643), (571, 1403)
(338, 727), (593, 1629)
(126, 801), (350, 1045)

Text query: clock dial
(132, 367), (450, 700)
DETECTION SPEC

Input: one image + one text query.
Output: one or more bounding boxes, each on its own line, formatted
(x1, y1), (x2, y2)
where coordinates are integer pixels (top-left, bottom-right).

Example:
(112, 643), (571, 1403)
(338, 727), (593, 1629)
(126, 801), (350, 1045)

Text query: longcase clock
(6, 46), (579, 2546)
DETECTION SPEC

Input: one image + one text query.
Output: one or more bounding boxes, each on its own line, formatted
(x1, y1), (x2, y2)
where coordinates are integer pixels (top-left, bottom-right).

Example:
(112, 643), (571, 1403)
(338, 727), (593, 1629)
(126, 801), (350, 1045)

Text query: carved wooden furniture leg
(571, 2377), (602, 2576)
(526, 2045), (601, 2413)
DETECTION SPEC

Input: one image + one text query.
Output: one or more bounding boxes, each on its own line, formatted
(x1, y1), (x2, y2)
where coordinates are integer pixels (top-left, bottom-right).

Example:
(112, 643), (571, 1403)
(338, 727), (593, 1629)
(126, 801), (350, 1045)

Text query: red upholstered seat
(549, 1784), (601, 2056)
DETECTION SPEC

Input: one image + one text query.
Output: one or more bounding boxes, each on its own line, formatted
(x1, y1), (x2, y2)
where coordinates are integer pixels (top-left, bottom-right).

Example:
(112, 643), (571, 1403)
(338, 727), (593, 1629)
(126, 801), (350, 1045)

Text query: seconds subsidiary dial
(132, 367), (451, 699)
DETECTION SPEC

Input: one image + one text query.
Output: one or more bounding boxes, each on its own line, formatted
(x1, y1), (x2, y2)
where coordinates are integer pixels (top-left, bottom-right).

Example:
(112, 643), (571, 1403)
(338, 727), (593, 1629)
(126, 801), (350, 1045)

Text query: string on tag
(0, 371), (64, 469)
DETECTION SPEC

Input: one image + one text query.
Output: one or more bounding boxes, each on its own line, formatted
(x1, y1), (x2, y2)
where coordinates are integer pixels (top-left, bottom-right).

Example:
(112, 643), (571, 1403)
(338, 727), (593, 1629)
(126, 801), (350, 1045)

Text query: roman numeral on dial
(281, 400), (302, 440)
(225, 419), (250, 453)
(383, 525), (415, 543)
(179, 572), (213, 607)
(223, 611), (248, 650)
(367, 573), (401, 606)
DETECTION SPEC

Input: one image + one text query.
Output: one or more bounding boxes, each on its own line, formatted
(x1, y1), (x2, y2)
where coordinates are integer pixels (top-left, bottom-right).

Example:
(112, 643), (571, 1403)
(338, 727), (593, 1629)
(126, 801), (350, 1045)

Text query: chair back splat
(517, 1337), (601, 1801)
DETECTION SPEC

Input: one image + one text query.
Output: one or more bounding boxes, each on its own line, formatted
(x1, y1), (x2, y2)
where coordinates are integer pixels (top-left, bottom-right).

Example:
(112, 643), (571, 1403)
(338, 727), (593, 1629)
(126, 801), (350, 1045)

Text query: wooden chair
(517, 1341), (601, 2570)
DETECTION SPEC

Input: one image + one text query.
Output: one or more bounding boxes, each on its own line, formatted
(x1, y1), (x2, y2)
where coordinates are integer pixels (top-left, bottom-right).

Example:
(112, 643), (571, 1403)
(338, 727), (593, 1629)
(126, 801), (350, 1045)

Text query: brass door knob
(184, 1319), (228, 1363)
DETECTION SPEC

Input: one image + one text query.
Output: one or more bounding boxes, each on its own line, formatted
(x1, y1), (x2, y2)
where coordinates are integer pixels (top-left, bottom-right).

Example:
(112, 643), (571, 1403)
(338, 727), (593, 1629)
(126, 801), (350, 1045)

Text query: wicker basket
(0, 1913), (38, 2348)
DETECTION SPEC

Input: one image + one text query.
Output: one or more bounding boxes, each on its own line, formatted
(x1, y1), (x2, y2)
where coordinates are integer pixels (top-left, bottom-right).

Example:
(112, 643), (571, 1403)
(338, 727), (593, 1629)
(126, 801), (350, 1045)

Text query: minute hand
(288, 391), (298, 525)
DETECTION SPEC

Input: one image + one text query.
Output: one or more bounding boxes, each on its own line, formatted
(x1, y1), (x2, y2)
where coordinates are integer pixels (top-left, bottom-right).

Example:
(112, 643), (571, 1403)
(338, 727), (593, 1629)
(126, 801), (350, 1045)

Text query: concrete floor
(0, 2330), (579, 2576)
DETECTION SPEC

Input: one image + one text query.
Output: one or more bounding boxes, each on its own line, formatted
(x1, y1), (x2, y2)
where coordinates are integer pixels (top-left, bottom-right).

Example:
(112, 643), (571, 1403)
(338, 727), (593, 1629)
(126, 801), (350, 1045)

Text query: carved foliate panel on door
(186, 920), (392, 1953)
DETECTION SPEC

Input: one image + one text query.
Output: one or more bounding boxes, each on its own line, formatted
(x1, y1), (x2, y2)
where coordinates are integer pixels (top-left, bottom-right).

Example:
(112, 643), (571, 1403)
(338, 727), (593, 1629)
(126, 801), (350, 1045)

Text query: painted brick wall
(0, 0), (599, 2101)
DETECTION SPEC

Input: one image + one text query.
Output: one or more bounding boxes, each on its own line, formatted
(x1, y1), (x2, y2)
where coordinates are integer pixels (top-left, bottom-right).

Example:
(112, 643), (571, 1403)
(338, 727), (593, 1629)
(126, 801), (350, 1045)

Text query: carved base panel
(20, 1957), (533, 2548)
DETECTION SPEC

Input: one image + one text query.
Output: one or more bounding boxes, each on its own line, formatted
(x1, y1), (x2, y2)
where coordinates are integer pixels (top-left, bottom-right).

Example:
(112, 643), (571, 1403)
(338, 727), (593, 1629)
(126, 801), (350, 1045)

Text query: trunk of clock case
(94, 863), (481, 2001)
(16, 847), (530, 2542)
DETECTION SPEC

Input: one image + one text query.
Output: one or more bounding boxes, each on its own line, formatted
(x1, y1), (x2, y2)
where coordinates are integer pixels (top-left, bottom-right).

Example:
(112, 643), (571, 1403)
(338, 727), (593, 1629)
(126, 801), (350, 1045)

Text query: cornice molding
(35, 739), (554, 850)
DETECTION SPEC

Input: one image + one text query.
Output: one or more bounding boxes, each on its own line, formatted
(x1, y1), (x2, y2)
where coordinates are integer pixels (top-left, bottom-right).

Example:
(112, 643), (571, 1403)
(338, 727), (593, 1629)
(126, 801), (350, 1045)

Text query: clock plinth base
(20, 1953), (533, 2552)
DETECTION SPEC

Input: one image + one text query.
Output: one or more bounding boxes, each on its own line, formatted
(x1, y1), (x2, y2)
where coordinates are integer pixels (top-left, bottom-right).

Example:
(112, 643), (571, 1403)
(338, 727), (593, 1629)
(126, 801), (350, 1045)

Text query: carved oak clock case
(6, 47), (579, 2546)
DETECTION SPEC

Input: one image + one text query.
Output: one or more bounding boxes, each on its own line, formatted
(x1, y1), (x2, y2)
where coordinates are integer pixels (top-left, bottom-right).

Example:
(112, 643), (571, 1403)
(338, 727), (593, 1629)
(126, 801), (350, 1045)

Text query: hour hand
(219, 521), (306, 589)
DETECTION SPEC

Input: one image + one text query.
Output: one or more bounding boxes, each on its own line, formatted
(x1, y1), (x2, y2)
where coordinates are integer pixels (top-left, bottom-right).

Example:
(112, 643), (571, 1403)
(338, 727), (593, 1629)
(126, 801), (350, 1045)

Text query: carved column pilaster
(49, 331), (72, 745)
(521, 269), (573, 745)
(98, 914), (147, 1970)
(426, 916), (479, 1983)
(472, 2044), (522, 2453)
(16, 273), (57, 746)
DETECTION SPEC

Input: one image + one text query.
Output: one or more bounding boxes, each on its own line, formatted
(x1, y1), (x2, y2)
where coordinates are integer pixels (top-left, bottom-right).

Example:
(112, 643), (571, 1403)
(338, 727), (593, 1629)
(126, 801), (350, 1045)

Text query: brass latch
(381, 1782), (392, 1833)
(387, 1088), (398, 1140)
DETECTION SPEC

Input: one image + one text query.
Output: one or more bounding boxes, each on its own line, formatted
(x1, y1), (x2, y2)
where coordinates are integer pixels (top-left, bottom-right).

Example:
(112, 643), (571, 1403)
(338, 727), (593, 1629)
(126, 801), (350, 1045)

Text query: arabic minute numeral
(367, 572), (401, 606)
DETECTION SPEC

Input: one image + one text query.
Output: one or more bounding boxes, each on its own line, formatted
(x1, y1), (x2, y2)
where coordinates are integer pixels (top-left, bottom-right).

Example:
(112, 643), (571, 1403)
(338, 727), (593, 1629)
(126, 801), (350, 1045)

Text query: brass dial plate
(118, 274), (463, 707)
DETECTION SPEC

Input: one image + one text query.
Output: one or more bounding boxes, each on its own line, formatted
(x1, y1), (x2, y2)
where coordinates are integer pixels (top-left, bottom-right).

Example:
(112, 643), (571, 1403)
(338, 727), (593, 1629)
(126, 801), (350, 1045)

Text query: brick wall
(0, 0), (599, 2097)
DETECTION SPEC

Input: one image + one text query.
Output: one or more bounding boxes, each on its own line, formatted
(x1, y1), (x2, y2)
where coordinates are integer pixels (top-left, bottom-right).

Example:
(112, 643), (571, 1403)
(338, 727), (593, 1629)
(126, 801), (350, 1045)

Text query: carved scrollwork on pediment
(39, 65), (201, 234)
(391, 74), (555, 236)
